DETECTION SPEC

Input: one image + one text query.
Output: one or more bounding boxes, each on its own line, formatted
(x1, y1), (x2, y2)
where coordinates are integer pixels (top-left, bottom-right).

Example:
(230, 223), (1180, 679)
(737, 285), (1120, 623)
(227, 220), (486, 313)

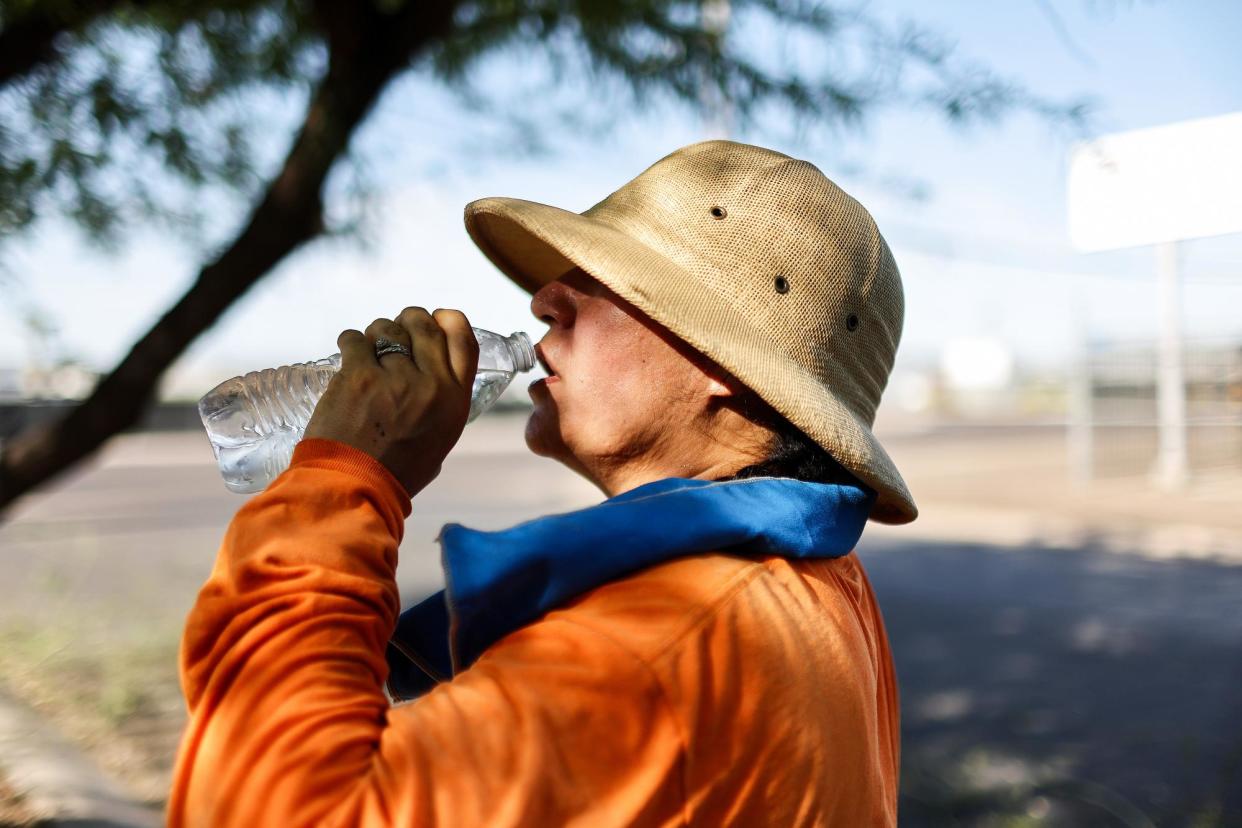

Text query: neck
(594, 428), (771, 499)
(598, 458), (750, 498)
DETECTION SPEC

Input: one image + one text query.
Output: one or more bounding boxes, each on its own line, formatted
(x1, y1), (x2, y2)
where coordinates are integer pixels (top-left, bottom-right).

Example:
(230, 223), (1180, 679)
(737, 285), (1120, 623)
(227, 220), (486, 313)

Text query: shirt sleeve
(168, 439), (686, 828)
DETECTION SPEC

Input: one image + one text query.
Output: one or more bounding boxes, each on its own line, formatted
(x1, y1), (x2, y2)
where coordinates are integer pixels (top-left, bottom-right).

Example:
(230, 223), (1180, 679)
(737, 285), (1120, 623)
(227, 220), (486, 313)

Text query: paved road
(1, 421), (1239, 825)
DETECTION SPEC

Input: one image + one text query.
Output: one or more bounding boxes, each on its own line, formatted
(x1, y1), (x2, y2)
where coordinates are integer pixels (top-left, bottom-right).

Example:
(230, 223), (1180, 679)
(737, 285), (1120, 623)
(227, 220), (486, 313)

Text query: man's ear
(663, 326), (742, 400)
(705, 374), (734, 399)
(699, 362), (748, 401)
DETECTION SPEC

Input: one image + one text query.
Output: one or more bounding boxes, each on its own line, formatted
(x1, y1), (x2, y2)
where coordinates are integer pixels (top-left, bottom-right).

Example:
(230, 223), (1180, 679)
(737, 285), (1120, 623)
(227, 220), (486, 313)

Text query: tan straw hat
(464, 139), (917, 524)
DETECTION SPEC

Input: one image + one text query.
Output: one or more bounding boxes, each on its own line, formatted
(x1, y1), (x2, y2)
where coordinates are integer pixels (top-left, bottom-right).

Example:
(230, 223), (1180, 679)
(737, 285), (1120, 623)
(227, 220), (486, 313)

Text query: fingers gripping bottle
(198, 329), (535, 494)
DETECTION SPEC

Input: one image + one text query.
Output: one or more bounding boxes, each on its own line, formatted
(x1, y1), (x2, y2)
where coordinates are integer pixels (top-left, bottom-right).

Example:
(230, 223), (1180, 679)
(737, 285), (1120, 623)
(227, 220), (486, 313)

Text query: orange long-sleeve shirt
(170, 439), (900, 827)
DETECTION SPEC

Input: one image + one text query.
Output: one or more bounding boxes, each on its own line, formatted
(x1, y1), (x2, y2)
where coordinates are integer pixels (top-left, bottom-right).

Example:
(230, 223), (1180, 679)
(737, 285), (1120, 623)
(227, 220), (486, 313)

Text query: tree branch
(0, 0), (459, 511)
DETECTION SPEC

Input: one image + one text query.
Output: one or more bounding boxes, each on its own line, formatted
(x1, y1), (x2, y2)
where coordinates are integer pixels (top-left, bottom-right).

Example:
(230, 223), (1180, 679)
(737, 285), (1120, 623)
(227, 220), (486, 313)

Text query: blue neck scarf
(386, 476), (875, 700)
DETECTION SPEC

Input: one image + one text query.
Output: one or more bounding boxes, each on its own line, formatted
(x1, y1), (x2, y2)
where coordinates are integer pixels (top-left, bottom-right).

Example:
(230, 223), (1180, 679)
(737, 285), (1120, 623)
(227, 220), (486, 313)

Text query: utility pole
(700, 0), (732, 139)
(1153, 241), (1189, 488)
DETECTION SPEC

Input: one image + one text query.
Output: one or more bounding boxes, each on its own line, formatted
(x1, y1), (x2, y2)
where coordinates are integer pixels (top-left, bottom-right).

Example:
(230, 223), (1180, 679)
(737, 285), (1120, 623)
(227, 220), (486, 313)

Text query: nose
(530, 279), (576, 329)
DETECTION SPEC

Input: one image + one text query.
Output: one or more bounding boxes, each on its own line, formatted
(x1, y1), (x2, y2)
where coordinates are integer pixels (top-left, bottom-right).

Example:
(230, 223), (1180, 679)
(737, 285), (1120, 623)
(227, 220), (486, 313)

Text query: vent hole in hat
(846, 313), (860, 332)
(774, 275), (790, 294)
(710, 206), (727, 219)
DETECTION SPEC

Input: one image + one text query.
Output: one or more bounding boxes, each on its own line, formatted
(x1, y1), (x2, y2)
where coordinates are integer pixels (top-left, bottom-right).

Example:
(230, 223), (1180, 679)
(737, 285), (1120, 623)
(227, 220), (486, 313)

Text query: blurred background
(1, 1), (1240, 825)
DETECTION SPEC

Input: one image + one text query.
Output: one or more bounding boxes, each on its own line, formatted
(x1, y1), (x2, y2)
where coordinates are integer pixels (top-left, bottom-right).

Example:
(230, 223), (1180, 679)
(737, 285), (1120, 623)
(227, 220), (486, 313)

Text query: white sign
(1068, 112), (1242, 252)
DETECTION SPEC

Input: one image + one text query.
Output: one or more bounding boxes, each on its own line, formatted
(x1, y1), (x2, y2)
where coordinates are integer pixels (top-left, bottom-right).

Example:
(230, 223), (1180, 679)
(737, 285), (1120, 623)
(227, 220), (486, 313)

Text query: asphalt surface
(1, 419), (1239, 826)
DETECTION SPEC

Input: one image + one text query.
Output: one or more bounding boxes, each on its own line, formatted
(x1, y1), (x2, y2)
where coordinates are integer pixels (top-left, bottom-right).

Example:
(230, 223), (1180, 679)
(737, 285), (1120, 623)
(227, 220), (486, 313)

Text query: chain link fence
(1076, 337), (1242, 479)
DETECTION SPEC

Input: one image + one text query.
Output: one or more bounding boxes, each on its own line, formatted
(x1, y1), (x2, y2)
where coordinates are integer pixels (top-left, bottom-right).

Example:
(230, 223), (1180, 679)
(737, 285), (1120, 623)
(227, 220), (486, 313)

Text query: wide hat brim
(465, 196), (917, 524)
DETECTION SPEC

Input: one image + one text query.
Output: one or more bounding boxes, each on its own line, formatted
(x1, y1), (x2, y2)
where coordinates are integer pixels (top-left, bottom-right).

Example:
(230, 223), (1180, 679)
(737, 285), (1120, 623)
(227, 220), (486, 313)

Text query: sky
(2, 0), (1240, 400)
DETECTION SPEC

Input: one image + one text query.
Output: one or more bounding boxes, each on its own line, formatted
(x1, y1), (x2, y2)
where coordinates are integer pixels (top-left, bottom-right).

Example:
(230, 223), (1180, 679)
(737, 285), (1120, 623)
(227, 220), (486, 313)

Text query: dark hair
(714, 390), (872, 491)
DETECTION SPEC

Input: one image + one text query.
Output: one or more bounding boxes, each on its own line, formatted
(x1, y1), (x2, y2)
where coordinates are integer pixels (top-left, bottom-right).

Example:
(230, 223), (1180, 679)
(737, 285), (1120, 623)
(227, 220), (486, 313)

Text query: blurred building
(0, 367), (22, 401)
(11, 362), (100, 401)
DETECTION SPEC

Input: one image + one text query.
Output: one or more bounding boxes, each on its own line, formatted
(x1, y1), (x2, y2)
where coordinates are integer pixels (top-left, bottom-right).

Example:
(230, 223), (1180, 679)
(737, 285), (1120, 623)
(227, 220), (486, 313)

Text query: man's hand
(304, 307), (479, 498)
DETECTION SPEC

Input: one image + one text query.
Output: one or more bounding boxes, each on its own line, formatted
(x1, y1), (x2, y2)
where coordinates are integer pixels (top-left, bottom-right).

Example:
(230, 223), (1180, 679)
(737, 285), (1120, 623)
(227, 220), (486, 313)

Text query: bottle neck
(507, 331), (536, 372)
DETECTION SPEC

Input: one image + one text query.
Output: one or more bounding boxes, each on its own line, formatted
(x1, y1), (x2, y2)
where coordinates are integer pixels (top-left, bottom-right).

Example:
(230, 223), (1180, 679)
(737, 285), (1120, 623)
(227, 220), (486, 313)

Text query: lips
(534, 344), (557, 377)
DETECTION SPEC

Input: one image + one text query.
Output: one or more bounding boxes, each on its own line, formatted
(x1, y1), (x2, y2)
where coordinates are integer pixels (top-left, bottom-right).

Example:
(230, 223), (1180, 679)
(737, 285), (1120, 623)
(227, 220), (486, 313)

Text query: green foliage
(0, 0), (1090, 249)
(0, 0), (322, 244)
(423, 1), (1090, 142)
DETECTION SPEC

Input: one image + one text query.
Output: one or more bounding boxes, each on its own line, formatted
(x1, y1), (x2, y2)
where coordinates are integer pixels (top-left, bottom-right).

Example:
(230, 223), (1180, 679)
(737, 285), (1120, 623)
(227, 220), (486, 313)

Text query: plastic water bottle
(199, 329), (536, 494)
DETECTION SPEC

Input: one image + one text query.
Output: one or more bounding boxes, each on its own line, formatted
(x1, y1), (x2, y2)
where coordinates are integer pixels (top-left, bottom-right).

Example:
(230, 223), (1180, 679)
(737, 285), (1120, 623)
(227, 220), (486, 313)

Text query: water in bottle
(199, 329), (535, 494)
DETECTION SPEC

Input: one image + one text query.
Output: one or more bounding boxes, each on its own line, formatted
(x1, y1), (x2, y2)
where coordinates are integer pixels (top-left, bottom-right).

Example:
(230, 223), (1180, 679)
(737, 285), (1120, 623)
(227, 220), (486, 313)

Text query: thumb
(433, 309), (480, 388)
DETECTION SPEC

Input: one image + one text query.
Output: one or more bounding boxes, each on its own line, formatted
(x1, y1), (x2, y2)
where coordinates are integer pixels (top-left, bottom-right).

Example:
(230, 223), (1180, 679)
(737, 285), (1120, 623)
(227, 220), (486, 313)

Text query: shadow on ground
(862, 537), (1242, 827)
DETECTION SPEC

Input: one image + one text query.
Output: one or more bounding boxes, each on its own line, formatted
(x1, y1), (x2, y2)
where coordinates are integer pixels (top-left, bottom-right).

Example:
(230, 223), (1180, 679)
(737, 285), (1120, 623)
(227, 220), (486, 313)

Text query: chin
(523, 406), (561, 459)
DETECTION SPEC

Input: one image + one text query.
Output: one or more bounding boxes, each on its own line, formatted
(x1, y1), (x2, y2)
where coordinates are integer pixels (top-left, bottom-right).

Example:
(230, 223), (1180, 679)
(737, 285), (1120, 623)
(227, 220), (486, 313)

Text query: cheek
(562, 364), (638, 425)
(565, 355), (679, 438)
(553, 305), (690, 441)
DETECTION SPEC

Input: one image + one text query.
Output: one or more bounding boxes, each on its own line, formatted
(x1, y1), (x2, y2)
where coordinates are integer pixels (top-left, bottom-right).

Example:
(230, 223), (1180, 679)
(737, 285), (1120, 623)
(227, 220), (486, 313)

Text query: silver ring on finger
(374, 337), (413, 361)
